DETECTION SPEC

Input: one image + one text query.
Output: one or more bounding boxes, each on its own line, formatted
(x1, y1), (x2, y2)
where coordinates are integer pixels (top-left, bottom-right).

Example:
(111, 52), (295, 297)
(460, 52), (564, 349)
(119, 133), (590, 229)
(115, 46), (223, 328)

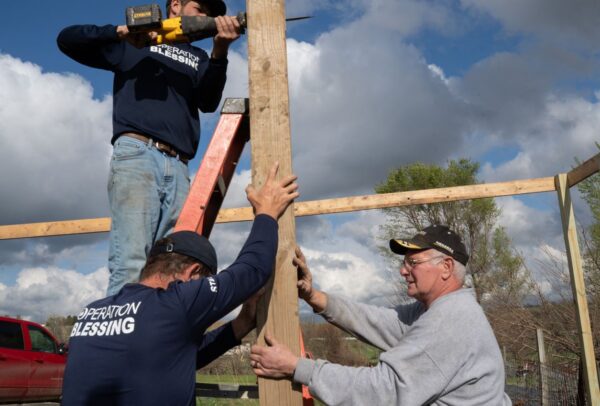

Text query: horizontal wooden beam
(567, 152), (600, 187)
(220, 176), (557, 222)
(0, 176), (556, 241)
(0, 218), (112, 240)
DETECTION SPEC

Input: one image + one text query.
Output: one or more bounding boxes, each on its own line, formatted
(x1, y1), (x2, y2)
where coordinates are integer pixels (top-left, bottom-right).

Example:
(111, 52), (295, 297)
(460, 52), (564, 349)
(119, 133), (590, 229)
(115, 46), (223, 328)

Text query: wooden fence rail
(0, 177), (555, 240)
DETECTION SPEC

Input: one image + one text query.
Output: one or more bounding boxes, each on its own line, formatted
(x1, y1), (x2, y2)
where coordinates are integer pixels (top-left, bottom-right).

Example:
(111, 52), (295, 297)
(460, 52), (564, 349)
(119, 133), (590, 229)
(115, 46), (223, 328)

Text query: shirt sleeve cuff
(209, 57), (229, 67)
(254, 213), (278, 226)
(293, 358), (316, 385)
(318, 293), (338, 317)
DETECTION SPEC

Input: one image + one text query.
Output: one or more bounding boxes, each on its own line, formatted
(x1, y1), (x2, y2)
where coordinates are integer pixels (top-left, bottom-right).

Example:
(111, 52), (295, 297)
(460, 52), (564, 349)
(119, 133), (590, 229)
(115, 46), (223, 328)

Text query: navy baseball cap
(166, 0), (226, 17)
(202, 0), (227, 16)
(389, 225), (469, 265)
(149, 231), (218, 274)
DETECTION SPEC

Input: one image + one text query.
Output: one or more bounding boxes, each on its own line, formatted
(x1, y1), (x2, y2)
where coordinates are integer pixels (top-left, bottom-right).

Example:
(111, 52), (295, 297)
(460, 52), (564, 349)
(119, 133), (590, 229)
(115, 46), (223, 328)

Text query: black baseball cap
(166, 0), (227, 17)
(389, 225), (469, 265)
(149, 231), (218, 274)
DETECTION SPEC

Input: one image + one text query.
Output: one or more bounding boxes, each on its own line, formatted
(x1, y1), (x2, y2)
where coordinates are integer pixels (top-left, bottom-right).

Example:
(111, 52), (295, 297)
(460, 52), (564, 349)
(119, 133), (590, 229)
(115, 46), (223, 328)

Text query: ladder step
(217, 175), (227, 196)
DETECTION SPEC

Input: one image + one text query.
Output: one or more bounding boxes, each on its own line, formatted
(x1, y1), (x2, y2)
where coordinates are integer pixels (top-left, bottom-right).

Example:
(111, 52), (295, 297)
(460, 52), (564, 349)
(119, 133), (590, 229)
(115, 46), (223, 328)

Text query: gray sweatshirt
(294, 288), (512, 406)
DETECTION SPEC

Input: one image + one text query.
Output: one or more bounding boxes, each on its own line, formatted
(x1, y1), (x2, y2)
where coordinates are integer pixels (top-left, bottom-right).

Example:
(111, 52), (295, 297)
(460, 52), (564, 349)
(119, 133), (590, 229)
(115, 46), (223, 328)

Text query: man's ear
(169, 0), (182, 17)
(440, 257), (454, 281)
(180, 263), (201, 281)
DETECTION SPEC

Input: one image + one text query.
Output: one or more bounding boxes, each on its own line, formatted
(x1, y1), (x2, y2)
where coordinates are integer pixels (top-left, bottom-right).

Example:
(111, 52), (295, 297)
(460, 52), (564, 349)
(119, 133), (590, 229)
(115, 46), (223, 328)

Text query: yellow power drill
(126, 4), (246, 44)
(126, 4), (310, 45)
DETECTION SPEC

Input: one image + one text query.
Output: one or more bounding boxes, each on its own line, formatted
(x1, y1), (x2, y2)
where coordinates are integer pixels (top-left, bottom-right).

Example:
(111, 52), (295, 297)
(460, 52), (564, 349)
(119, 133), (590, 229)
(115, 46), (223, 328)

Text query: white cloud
(496, 197), (561, 248)
(0, 54), (112, 226)
(480, 94), (600, 182)
(295, 210), (400, 306)
(221, 50), (249, 100)
(461, 0), (600, 49)
(493, 196), (582, 301)
(359, 0), (454, 37)
(221, 169), (252, 209)
(285, 0), (343, 19)
(302, 246), (395, 305)
(286, 28), (469, 199)
(0, 267), (108, 322)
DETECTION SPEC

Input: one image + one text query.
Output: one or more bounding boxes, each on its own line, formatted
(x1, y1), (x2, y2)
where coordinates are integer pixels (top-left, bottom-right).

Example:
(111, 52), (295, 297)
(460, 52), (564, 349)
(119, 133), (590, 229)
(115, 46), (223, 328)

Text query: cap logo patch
(433, 241), (454, 254)
(166, 243), (174, 253)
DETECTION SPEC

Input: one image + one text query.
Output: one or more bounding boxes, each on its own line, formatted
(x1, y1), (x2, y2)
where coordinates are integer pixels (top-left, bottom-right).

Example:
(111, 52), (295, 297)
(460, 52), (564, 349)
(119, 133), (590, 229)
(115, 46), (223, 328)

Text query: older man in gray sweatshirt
(250, 224), (512, 405)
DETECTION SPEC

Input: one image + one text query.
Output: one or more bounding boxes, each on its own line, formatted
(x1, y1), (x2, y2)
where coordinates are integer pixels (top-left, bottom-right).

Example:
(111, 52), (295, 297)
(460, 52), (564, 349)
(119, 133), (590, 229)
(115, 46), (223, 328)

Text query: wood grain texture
(567, 152), (600, 187)
(555, 174), (600, 405)
(246, 0), (302, 403)
(0, 177), (556, 240)
(0, 218), (111, 240)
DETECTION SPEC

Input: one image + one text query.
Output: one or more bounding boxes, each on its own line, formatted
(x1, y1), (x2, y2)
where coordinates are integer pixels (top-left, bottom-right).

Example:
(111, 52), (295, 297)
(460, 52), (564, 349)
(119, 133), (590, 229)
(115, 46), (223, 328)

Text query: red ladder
(174, 98), (249, 235)
(174, 98), (314, 405)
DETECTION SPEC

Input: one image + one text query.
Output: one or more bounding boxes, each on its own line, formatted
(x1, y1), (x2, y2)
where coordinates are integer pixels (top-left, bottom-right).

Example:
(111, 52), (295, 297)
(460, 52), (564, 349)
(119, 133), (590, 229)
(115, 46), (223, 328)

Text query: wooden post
(536, 328), (549, 406)
(246, 0), (303, 404)
(555, 173), (600, 405)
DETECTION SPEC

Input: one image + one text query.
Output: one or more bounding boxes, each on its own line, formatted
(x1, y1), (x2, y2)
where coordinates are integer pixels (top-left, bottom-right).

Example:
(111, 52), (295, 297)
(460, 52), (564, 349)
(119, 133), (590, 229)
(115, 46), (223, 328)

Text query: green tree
(376, 159), (529, 302)
(576, 151), (600, 298)
(45, 315), (76, 343)
(480, 227), (532, 306)
(575, 146), (600, 354)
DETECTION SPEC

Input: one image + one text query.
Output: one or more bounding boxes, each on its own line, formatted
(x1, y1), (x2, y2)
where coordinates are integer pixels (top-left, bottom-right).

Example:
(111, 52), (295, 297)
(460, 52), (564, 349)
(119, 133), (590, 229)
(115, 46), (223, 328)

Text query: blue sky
(0, 0), (599, 321)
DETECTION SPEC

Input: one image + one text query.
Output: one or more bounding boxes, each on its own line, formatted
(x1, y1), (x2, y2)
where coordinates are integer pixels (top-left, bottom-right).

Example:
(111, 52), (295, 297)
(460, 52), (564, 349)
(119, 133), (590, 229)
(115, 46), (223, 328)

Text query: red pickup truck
(0, 316), (67, 403)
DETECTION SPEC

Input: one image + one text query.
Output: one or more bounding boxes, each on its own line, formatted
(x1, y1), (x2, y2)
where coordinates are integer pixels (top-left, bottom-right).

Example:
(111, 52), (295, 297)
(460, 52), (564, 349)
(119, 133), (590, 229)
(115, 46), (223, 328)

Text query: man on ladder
(57, 0), (241, 295)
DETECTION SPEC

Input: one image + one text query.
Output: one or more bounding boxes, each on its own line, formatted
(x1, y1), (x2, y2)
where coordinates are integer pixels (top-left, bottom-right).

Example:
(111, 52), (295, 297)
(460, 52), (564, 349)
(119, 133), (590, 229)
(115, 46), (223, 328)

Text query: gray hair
(433, 249), (469, 286)
(453, 260), (469, 286)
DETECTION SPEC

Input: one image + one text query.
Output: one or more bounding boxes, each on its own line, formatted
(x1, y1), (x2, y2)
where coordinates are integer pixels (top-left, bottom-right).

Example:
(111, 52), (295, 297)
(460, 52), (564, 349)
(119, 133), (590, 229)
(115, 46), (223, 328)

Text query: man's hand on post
(246, 162), (299, 221)
(294, 247), (313, 301)
(250, 334), (299, 379)
(211, 15), (241, 59)
(294, 247), (328, 312)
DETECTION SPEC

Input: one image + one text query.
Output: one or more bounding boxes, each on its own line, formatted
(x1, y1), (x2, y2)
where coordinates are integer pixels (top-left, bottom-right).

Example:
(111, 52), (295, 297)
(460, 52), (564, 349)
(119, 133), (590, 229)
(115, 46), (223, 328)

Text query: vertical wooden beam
(536, 328), (549, 406)
(555, 173), (600, 405)
(246, 0), (303, 404)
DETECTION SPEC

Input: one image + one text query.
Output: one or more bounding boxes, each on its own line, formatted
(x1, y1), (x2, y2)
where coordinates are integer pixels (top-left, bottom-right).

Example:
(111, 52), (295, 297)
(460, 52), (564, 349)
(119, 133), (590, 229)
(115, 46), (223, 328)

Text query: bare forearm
(211, 43), (229, 60)
(305, 290), (328, 313)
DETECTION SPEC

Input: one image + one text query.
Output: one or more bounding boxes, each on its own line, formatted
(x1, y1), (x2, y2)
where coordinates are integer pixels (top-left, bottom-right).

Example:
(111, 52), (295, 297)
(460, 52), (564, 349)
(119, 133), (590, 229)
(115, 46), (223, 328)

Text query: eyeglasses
(402, 255), (446, 271)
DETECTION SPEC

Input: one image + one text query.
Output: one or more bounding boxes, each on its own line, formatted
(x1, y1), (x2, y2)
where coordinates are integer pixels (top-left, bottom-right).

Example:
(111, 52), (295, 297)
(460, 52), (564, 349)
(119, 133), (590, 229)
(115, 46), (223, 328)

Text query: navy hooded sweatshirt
(57, 24), (227, 158)
(61, 215), (277, 405)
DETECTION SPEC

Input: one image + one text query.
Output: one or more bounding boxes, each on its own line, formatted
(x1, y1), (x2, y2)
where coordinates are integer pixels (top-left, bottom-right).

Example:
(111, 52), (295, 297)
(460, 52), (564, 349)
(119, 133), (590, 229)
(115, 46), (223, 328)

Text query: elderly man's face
(399, 249), (448, 304)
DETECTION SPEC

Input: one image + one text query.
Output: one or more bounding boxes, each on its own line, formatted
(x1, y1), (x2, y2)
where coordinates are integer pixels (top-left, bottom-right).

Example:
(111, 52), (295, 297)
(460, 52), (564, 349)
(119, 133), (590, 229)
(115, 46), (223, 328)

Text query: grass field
(197, 374), (257, 385)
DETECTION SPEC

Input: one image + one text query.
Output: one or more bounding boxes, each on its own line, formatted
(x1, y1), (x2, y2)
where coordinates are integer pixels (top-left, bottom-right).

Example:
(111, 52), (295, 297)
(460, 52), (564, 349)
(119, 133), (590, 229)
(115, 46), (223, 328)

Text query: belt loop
(147, 137), (153, 148)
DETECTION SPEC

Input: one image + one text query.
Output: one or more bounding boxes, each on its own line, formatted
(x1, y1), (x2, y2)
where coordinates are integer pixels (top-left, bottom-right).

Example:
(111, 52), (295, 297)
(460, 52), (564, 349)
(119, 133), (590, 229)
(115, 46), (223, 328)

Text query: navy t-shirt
(57, 24), (227, 158)
(62, 215), (277, 405)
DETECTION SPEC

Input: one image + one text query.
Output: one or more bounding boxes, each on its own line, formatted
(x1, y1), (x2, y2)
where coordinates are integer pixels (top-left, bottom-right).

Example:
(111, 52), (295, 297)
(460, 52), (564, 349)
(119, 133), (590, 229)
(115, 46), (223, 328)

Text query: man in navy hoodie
(57, 0), (241, 295)
(62, 163), (299, 405)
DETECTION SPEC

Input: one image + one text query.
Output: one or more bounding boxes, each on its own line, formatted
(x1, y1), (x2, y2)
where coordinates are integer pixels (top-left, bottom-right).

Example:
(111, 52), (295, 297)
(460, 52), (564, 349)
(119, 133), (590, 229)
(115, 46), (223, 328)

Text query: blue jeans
(106, 136), (190, 296)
